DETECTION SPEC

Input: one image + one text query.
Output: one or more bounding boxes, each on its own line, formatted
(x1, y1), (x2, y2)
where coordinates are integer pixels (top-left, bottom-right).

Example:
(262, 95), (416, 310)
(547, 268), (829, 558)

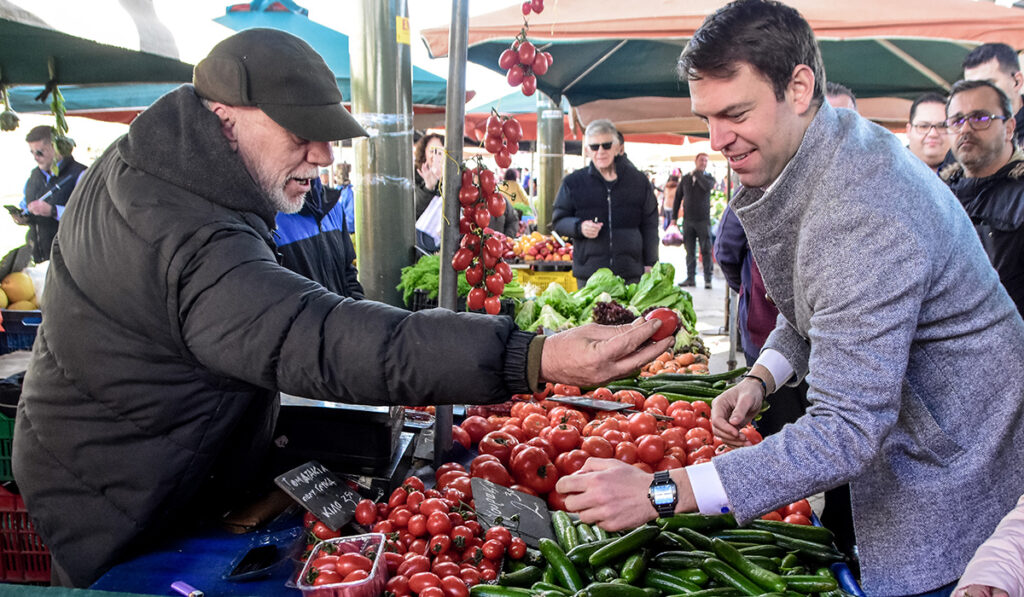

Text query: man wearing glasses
(962, 43), (1024, 146)
(553, 119), (659, 286)
(941, 79), (1024, 315)
(13, 125), (87, 263)
(906, 92), (952, 173)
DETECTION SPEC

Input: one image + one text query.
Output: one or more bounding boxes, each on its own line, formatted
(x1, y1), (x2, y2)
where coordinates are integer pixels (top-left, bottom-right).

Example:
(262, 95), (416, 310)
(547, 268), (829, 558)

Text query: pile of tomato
(318, 474), (526, 596)
(450, 384), (765, 514)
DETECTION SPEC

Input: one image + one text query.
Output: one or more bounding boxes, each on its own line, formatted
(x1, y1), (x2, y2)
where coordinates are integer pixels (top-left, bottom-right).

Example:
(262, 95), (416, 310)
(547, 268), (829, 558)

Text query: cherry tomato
(303, 511), (319, 529)
(312, 569), (341, 585)
(460, 566), (482, 586)
(386, 574), (410, 595)
(784, 499), (813, 518)
(761, 511), (783, 521)
(409, 571), (443, 593)
(420, 587), (445, 597)
(429, 534), (452, 556)
(407, 513), (428, 537)
(310, 521), (341, 541)
(343, 569), (369, 583)
(440, 575), (470, 597)
(420, 498), (450, 517)
(507, 536), (527, 560)
(481, 538), (505, 560)
(644, 308), (681, 341)
(427, 511), (453, 536)
(397, 554), (430, 577)
(354, 499), (377, 526)
(784, 513), (812, 526)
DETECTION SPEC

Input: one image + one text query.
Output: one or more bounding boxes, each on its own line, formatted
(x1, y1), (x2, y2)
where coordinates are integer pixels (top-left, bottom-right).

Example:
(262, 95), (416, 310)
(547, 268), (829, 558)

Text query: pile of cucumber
(470, 511), (854, 597)
(606, 367), (750, 405)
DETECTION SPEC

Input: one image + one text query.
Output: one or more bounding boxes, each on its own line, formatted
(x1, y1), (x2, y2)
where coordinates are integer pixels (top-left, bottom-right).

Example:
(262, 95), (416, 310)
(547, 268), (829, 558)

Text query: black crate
(0, 310), (40, 355)
(409, 289), (515, 317)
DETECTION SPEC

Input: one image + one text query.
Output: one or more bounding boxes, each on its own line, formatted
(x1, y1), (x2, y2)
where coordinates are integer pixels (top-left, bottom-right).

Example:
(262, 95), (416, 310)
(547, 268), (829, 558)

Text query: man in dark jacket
(13, 125), (87, 263)
(672, 153), (716, 288)
(13, 29), (671, 588)
(962, 43), (1024, 146)
(276, 176), (364, 298)
(552, 119), (659, 286)
(943, 79), (1024, 314)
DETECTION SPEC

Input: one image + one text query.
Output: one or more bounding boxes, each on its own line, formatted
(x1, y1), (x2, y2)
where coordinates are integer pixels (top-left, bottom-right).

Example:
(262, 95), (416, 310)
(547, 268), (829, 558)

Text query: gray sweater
(714, 101), (1024, 595)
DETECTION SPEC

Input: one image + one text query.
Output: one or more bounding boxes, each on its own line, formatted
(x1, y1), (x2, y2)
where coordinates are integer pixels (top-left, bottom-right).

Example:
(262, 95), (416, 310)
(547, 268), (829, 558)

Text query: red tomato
(478, 431), (519, 465)
(372, 520), (394, 534)
(386, 574), (410, 595)
(761, 511), (783, 521)
(303, 511), (319, 529)
(741, 426), (764, 445)
(784, 513), (812, 526)
(656, 455), (683, 471)
(429, 534), (452, 556)
(452, 425), (472, 449)
(694, 416), (713, 433)
(547, 489), (568, 511)
(481, 539), (505, 560)
(432, 560), (460, 578)
(470, 454), (500, 475)
(627, 411), (658, 438)
(633, 461), (655, 474)
(660, 427), (687, 449)
(419, 498), (450, 517)
(419, 587), (445, 597)
(310, 521), (341, 541)
(509, 483), (538, 497)
(447, 475), (473, 498)
(311, 554), (339, 571)
(644, 394), (670, 413)
(485, 526), (513, 546)
(473, 460), (513, 487)
(507, 537), (527, 560)
(427, 511), (452, 536)
(552, 383), (581, 396)
(614, 441), (638, 464)
(549, 424), (582, 452)
(555, 449), (589, 476)
(509, 445), (559, 494)
(434, 463), (464, 479)
(684, 427), (713, 446)
(437, 470), (468, 489)
(335, 553), (373, 576)
(581, 436), (614, 458)
(644, 307), (681, 341)
(406, 490), (426, 513)
(601, 429), (629, 448)
(637, 434), (666, 465)
(666, 400), (693, 415)
(521, 412), (548, 438)
(670, 409), (697, 430)
(592, 387), (614, 401)
(312, 569), (342, 585)
(613, 390), (645, 410)
(440, 575), (470, 597)
(343, 569), (369, 583)
(409, 571), (442, 593)
(460, 416), (493, 444)
(354, 499), (377, 526)
(397, 554), (430, 577)
(524, 436), (557, 460)
(691, 401), (712, 419)
(407, 513), (427, 537)
(784, 499), (813, 518)
(382, 551), (403, 575)
(460, 567), (482, 586)
(688, 445), (716, 463)
(451, 525), (474, 548)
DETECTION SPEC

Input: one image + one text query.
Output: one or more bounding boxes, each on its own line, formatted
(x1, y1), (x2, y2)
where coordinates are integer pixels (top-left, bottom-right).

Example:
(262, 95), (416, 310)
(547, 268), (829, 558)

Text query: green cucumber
(772, 534), (844, 563)
(681, 589), (747, 597)
(749, 519), (835, 545)
(660, 392), (715, 404)
(657, 512), (736, 533)
(737, 544), (786, 558)
(664, 566), (710, 586)
(530, 581), (571, 595)
(745, 554), (781, 572)
(710, 537), (787, 593)
(642, 568), (702, 593)
(783, 574), (839, 591)
(551, 510), (580, 552)
(654, 530), (697, 551)
(498, 565), (543, 587)
(537, 537), (584, 592)
(588, 525), (660, 568)
(576, 522), (598, 544)
(701, 557), (763, 596)
(673, 527), (715, 551)
(582, 583), (651, 597)
(469, 585), (535, 596)
(651, 549), (716, 569)
(595, 565), (619, 582)
(711, 529), (777, 544)
(619, 549), (648, 584)
(567, 537), (615, 566)
(645, 367), (749, 383)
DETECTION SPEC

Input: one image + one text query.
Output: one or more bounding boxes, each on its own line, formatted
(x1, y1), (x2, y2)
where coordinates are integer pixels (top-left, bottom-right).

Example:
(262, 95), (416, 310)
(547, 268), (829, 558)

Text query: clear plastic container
(295, 533), (387, 597)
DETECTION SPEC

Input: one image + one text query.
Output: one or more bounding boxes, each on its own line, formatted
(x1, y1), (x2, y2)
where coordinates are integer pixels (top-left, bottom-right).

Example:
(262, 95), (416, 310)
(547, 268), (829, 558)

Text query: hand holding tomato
(555, 458), (696, 532)
(539, 320), (674, 387)
(710, 373), (771, 448)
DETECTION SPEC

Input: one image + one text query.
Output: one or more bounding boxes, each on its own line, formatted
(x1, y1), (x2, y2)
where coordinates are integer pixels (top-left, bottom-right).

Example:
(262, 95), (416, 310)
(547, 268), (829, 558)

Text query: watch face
(650, 484), (676, 506)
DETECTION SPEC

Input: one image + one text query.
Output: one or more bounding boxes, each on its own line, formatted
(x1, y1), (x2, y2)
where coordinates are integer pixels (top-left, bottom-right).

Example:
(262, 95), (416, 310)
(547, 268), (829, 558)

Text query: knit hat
(193, 28), (367, 142)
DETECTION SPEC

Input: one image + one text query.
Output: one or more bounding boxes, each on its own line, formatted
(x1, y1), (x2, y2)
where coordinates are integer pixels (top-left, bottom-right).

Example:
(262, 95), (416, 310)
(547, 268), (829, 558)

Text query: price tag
(274, 461), (360, 531)
(471, 478), (555, 548)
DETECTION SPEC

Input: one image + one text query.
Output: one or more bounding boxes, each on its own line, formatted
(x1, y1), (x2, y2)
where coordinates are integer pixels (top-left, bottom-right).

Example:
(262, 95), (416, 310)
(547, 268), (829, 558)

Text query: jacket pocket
(898, 387), (964, 463)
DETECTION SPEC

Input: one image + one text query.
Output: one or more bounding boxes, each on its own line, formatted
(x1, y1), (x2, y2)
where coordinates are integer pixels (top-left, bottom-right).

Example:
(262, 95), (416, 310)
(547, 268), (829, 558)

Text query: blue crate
(0, 310), (40, 355)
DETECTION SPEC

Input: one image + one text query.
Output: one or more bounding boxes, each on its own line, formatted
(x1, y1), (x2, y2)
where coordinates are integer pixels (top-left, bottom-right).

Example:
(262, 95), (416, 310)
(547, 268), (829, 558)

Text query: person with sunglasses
(552, 119), (659, 287)
(14, 125), (87, 263)
(941, 79), (1024, 315)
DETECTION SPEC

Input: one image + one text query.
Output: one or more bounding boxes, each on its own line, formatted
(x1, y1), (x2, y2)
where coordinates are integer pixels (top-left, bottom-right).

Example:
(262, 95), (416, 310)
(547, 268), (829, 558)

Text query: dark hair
(826, 81), (856, 109)
(25, 125), (54, 144)
(962, 43), (1020, 76)
(678, 0), (825, 104)
(695, 152), (709, 160)
(413, 133), (444, 171)
(908, 92), (948, 123)
(948, 79), (1013, 119)
(504, 168), (519, 182)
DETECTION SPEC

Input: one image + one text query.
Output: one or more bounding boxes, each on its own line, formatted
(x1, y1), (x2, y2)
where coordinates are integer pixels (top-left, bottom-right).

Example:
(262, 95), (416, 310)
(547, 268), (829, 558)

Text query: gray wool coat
(712, 102), (1024, 595)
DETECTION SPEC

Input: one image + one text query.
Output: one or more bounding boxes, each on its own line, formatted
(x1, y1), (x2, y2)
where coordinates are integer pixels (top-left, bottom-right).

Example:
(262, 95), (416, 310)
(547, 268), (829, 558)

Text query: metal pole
(536, 92), (564, 233)
(351, 0), (415, 307)
(433, 0), (469, 467)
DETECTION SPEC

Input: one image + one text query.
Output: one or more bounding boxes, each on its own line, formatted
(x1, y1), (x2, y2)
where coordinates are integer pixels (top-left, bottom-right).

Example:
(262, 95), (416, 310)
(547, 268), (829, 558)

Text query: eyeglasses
(944, 112), (1010, 132)
(910, 122), (949, 134)
(588, 141), (614, 151)
(29, 149), (45, 157)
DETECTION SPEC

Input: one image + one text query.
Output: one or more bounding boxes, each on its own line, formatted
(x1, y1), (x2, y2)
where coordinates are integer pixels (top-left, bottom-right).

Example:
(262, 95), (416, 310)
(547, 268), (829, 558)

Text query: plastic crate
(295, 533), (386, 597)
(409, 289), (515, 317)
(516, 267), (577, 292)
(0, 486), (50, 583)
(0, 310), (40, 355)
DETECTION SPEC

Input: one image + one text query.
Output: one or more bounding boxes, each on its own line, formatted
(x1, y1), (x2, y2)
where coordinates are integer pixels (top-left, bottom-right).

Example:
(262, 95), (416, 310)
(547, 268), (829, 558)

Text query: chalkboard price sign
(274, 460), (361, 531)
(471, 477), (555, 548)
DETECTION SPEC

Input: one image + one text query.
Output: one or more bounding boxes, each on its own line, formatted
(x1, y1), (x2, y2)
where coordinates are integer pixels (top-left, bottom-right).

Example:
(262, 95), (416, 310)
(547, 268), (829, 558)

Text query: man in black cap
(13, 29), (670, 587)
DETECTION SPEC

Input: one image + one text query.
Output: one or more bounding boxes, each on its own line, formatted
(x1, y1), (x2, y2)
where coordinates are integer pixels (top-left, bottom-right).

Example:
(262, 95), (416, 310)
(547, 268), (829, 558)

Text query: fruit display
(511, 232), (572, 263)
(452, 163), (518, 315)
(481, 112), (522, 170)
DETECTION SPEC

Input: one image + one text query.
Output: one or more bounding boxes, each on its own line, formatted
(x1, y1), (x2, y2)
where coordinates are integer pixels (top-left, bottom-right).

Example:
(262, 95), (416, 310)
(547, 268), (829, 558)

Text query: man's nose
(708, 123), (734, 152)
(308, 141), (334, 167)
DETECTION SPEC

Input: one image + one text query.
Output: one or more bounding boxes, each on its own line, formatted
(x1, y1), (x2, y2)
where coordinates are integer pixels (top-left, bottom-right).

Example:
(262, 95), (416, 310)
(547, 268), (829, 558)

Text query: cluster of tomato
(450, 384), (762, 512)
(483, 112), (523, 170)
(302, 542), (376, 587)
(498, 37), (552, 97)
(451, 164), (515, 315)
(521, 0), (544, 15)
(639, 350), (710, 377)
(762, 498), (815, 526)
(335, 474), (525, 596)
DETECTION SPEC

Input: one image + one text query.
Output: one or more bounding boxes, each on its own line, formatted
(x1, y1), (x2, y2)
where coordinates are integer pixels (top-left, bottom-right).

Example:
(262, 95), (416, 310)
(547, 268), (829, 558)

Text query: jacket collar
(940, 147), (1024, 184)
(117, 84), (278, 229)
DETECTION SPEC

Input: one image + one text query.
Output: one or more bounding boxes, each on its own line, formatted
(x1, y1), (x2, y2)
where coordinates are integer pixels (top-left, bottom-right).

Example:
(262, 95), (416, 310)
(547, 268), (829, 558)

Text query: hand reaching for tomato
(710, 365), (774, 448)
(539, 319), (674, 388)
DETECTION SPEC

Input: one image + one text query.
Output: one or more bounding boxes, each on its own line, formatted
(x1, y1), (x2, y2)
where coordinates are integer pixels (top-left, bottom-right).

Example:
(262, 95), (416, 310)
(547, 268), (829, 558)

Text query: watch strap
(648, 470), (678, 518)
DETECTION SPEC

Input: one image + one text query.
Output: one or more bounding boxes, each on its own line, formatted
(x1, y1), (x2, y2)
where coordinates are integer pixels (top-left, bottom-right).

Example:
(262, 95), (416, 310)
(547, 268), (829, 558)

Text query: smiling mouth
(726, 150), (751, 164)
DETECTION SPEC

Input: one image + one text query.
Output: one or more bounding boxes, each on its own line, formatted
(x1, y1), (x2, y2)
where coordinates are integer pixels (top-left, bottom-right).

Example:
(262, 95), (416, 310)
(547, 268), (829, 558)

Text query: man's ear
(1014, 70), (1023, 95)
(208, 102), (239, 149)
(788, 64), (816, 116)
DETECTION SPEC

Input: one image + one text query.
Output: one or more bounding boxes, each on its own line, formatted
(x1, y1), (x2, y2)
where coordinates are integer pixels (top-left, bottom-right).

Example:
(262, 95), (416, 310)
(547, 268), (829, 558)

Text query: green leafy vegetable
(527, 303), (573, 332)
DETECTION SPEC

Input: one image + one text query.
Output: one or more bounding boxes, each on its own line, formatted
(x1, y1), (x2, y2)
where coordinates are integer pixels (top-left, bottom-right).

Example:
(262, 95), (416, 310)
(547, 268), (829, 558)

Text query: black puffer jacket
(942, 152), (1024, 315)
(13, 85), (534, 587)
(552, 156), (659, 282)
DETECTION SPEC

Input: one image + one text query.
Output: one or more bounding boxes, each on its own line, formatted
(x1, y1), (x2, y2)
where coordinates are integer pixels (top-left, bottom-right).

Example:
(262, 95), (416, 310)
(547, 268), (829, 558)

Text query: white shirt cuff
(686, 462), (733, 516)
(755, 349), (794, 390)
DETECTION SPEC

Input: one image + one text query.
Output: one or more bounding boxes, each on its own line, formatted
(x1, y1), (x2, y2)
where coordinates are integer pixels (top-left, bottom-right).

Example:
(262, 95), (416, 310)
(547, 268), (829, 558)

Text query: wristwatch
(648, 471), (678, 518)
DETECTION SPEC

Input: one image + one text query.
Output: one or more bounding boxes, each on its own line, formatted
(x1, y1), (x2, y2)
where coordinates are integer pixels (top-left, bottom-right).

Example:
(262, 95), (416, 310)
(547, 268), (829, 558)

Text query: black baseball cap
(193, 28), (367, 142)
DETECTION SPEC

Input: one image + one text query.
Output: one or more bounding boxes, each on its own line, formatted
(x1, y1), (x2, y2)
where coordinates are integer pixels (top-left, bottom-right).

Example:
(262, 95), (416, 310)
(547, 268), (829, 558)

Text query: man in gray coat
(556, 1), (1024, 595)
